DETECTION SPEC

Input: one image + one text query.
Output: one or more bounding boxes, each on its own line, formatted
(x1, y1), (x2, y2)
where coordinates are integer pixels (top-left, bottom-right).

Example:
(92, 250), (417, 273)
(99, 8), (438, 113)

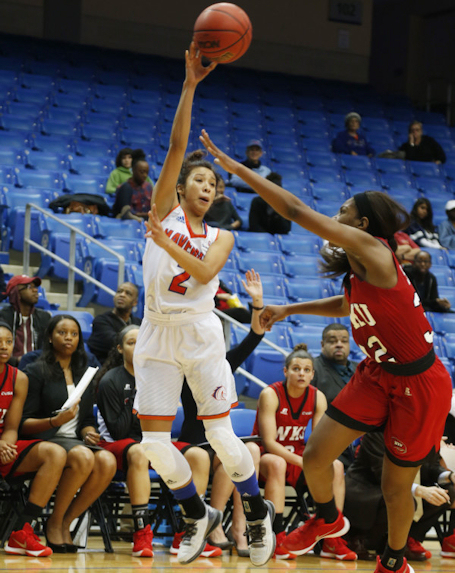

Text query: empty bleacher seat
(339, 155), (374, 172)
(414, 176), (450, 195)
(380, 173), (414, 190)
(14, 167), (62, 189)
(375, 158), (407, 174)
(282, 255), (320, 277)
(344, 170), (379, 189)
(407, 161), (442, 179)
(277, 234), (321, 256)
(234, 231), (278, 253)
(285, 277), (332, 302)
(234, 251), (283, 276)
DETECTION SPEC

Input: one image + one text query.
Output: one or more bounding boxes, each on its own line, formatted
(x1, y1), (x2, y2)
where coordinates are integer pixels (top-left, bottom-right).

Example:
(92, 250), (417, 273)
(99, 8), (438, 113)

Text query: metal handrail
(23, 203), (126, 310)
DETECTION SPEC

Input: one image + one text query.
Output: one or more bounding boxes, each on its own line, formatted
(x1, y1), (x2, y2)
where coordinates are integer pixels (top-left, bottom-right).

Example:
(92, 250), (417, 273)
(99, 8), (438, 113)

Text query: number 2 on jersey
(169, 269), (191, 295)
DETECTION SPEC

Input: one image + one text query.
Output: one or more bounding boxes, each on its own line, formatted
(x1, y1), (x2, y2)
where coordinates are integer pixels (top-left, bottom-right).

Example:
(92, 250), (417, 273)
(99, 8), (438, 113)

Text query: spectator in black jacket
(87, 282), (140, 364)
(0, 275), (51, 366)
(205, 175), (242, 230)
(399, 121), (446, 164)
(249, 173), (292, 235)
(404, 251), (453, 312)
(95, 325), (218, 558)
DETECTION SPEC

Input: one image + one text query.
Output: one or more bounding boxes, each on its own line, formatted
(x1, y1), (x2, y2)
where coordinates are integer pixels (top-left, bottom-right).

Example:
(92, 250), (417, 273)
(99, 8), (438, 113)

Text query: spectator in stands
(105, 148), (133, 195)
(252, 343), (356, 561)
(20, 315), (117, 552)
(331, 112), (375, 157)
(49, 193), (110, 216)
(394, 231), (421, 265)
(1, 321), (67, 558)
(0, 276), (51, 367)
(229, 140), (271, 193)
(215, 278), (251, 324)
(112, 149), (153, 221)
(438, 200), (455, 250)
(205, 174), (242, 230)
(399, 121), (446, 164)
(95, 325), (219, 558)
(406, 198), (445, 249)
(404, 251), (452, 313)
(344, 431), (452, 562)
(312, 323), (359, 469)
(87, 282), (140, 364)
(249, 173), (292, 235)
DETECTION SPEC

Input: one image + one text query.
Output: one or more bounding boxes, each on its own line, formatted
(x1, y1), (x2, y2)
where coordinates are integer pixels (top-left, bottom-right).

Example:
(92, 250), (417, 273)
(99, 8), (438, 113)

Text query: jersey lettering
(350, 303), (377, 329)
(285, 445), (295, 453)
(0, 408), (7, 424)
(413, 292), (421, 308)
(276, 425), (305, 442)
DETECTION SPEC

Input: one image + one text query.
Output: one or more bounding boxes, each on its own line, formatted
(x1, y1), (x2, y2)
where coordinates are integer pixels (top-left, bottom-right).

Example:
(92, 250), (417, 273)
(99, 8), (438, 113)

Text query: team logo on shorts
(212, 386), (227, 401)
(391, 436), (407, 454)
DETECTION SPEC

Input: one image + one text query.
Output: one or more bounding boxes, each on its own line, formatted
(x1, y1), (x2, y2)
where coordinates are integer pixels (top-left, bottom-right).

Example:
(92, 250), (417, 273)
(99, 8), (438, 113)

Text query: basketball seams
(199, 7), (249, 29)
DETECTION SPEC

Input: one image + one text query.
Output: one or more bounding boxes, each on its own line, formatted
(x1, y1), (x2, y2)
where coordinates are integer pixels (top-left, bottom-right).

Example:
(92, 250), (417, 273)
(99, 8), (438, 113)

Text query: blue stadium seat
(429, 266), (455, 287)
(0, 115), (37, 131)
(385, 190), (420, 212)
(344, 170), (379, 189)
(300, 137), (331, 152)
(362, 117), (390, 132)
(237, 274), (286, 299)
(80, 124), (117, 142)
(0, 148), (23, 166)
(232, 192), (255, 219)
(277, 234), (321, 256)
(288, 325), (325, 354)
(0, 131), (28, 149)
(23, 150), (68, 171)
(313, 200), (340, 217)
(218, 270), (239, 294)
(424, 125), (452, 140)
(40, 119), (78, 138)
(414, 177), (450, 195)
(305, 151), (339, 169)
(28, 134), (73, 154)
(230, 408), (257, 436)
(94, 218), (144, 240)
(245, 349), (288, 397)
(339, 155), (374, 172)
(380, 173), (414, 190)
(437, 287), (455, 307)
(73, 140), (116, 158)
(48, 232), (87, 279)
(14, 167), (62, 189)
(68, 155), (112, 177)
(367, 133), (395, 152)
(429, 313), (455, 335)
(308, 167), (342, 184)
(282, 255), (320, 277)
(375, 158), (408, 176)
(234, 251), (283, 276)
(443, 333), (455, 361)
(46, 107), (81, 124)
(310, 182), (350, 202)
(62, 174), (106, 194)
(285, 277), (333, 302)
(234, 231), (278, 253)
(407, 161), (442, 179)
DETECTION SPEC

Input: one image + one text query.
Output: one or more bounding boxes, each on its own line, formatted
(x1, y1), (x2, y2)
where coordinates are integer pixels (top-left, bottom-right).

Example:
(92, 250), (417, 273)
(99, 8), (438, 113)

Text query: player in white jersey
(132, 43), (275, 566)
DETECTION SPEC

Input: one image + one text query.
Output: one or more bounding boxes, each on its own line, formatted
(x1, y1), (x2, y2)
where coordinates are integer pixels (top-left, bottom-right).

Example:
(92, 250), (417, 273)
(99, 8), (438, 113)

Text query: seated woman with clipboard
(20, 315), (117, 553)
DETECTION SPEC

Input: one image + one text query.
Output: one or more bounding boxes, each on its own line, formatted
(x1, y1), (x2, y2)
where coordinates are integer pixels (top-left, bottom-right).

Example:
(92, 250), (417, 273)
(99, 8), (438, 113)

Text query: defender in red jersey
(0, 321), (66, 557)
(200, 132), (451, 573)
(253, 344), (355, 560)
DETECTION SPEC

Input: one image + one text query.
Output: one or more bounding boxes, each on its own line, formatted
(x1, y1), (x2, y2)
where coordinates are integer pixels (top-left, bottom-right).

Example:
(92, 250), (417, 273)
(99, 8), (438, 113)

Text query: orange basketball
(193, 3), (252, 64)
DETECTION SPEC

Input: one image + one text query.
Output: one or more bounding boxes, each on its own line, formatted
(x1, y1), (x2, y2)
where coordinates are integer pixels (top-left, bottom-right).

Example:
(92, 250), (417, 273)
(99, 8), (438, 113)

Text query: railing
(23, 203), (125, 311)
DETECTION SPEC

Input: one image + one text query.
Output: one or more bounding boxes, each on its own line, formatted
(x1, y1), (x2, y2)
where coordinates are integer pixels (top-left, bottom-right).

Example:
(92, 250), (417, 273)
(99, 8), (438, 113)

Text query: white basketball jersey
(143, 204), (220, 314)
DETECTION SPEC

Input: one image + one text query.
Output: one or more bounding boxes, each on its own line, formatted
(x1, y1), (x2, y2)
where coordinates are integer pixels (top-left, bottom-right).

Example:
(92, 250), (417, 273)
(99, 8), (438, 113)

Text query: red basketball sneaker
(405, 537), (431, 560)
(5, 523), (53, 557)
(132, 524), (154, 557)
(283, 511), (350, 556)
(441, 531), (455, 558)
(320, 537), (357, 560)
(273, 531), (296, 560)
(170, 531), (222, 558)
(374, 555), (415, 573)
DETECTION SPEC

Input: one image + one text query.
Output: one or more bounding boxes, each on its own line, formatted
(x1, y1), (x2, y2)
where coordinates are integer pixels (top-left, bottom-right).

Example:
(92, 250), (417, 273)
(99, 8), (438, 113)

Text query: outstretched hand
(145, 204), (170, 249)
(185, 42), (217, 85)
(242, 269), (262, 300)
(200, 129), (240, 174)
(259, 305), (288, 331)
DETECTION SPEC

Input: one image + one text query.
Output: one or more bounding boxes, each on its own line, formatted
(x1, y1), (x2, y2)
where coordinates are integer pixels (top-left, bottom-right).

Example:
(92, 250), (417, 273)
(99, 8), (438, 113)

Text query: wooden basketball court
(0, 538), (448, 573)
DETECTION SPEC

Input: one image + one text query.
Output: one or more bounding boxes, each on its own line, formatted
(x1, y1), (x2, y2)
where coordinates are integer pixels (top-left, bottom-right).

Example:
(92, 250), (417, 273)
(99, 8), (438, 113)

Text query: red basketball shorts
(328, 356), (452, 466)
(0, 440), (41, 478)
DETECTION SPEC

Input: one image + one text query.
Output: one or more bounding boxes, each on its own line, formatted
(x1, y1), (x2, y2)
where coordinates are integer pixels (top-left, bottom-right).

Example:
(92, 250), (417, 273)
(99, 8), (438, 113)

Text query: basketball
(193, 3), (252, 64)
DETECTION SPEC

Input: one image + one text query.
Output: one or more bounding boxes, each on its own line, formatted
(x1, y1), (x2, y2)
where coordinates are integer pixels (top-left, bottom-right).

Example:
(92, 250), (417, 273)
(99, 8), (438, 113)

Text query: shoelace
(247, 523), (265, 545)
(181, 522), (198, 544)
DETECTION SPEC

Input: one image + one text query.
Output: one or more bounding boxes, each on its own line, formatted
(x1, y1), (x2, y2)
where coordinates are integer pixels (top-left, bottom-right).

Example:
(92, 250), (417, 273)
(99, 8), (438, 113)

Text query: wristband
(49, 417), (56, 428)
(251, 305), (264, 311)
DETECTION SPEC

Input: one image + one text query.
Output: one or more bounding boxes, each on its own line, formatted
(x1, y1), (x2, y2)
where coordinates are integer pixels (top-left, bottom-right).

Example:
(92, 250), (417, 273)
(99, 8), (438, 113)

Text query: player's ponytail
(178, 149), (217, 186)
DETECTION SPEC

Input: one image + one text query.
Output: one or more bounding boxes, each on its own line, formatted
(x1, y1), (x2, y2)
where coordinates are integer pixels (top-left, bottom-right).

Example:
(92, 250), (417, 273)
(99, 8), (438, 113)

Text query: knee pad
(204, 417), (255, 482)
(141, 432), (191, 489)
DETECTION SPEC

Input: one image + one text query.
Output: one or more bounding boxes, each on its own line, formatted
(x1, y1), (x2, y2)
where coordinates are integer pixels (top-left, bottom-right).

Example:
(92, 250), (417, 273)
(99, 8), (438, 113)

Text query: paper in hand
(61, 367), (99, 410)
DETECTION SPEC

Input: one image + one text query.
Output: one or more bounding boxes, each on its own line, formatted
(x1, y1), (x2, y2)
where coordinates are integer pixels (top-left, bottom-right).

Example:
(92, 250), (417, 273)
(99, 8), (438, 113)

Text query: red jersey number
(169, 269), (191, 295)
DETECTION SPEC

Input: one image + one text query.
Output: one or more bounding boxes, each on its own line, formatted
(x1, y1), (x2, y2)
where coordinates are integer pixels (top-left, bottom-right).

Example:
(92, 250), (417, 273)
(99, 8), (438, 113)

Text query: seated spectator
(87, 282), (141, 364)
(105, 148), (133, 195)
(399, 121), (446, 164)
(394, 231), (421, 265)
(95, 325), (219, 558)
(1, 321), (67, 558)
(332, 112), (375, 157)
(49, 193), (110, 216)
(404, 251), (453, 313)
(344, 431), (453, 561)
(405, 198), (445, 249)
(249, 173), (292, 235)
(21, 315), (117, 552)
(112, 149), (153, 221)
(215, 277), (251, 324)
(438, 200), (455, 250)
(0, 276), (51, 367)
(229, 140), (271, 193)
(253, 344), (355, 561)
(205, 174), (242, 230)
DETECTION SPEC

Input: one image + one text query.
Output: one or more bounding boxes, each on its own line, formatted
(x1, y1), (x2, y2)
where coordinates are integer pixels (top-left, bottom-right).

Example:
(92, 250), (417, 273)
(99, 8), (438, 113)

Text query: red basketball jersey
(0, 364), (17, 438)
(345, 246), (434, 364)
(253, 381), (317, 456)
